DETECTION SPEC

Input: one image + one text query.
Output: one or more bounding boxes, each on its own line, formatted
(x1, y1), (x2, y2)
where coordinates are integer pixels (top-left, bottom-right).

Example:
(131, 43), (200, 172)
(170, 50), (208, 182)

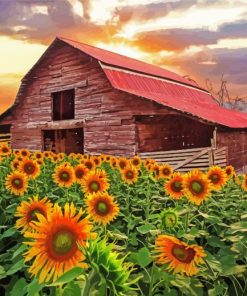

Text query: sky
(1, 0), (247, 114)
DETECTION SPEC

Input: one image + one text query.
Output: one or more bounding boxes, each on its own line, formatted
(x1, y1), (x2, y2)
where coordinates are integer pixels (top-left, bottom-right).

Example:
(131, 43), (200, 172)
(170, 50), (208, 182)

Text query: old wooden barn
(0, 37), (247, 171)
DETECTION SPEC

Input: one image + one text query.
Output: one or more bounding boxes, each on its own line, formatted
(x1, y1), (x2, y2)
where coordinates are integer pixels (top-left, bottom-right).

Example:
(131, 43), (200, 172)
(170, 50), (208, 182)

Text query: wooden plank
(174, 148), (211, 170)
(140, 147), (208, 156)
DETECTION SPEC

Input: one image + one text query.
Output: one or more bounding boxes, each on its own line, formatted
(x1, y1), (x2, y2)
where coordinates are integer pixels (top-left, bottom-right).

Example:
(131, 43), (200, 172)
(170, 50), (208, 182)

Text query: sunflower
(154, 235), (206, 276)
(5, 171), (28, 196)
(110, 157), (117, 169)
(92, 156), (102, 167)
(118, 157), (128, 170)
(53, 164), (75, 188)
(23, 203), (93, 283)
(82, 170), (109, 195)
(19, 148), (31, 158)
(183, 170), (212, 205)
(242, 174), (247, 191)
(15, 196), (53, 233)
(11, 159), (21, 170)
(19, 159), (40, 179)
(74, 164), (89, 184)
(225, 165), (235, 180)
(160, 164), (173, 179)
(131, 156), (142, 168)
(86, 193), (119, 225)
(0, 143), (12, 156)
(84, 159), (95, 170)
(36, 159), (45, 166)
(151, 164), (161, 179)
(165, 173), (184, 200)
(121, 166), (138, 184)
(33, 151), (43, 160)
(160, 208), (179, 229)
(207, 166), (227, 191)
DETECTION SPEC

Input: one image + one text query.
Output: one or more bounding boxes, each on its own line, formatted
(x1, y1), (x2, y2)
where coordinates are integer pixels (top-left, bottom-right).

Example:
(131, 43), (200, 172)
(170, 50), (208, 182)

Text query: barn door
(43, 128), (84, 154)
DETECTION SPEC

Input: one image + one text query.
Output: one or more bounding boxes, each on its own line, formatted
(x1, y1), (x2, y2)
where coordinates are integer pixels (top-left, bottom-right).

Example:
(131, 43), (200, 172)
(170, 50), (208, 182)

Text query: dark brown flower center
(119, 161), (126, 169)
(75, 169), (84, 179)
(190, 181), (204, 195)
(24, 163), (35, 174)
(22, 151), (27, 156)
(126, 170), (134, 179)
(226, 168), (231, 175)
(133, 159), (139, 165)
(162, 168), (170, 175)
(171, 180), (182, 192)
(172, 244), (196, 263)
(52, 230), (75, 255)
(12, 178), (23, 189)
(2, 147), (9, 153)
(209, 173), (220, 184)
(85, 161), (93, 169)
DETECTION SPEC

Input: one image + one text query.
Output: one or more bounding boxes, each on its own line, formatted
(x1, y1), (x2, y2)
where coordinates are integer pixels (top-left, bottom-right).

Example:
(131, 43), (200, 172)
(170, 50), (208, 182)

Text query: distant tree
(205, 75), (247, 112)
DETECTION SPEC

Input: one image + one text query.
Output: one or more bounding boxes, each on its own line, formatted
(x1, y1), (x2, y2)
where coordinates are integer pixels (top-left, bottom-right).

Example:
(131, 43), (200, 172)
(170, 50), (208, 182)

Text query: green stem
(82, 269), (98, 296)
(148, 263), (155, 296)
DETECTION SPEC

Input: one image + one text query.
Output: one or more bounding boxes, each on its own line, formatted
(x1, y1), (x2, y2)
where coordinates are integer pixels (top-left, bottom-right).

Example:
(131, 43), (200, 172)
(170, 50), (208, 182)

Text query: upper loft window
(52, 89), (75, 121)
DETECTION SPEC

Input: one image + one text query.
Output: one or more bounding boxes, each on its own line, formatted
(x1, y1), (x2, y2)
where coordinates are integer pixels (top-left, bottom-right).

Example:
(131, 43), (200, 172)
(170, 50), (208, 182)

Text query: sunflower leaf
(50, 267), (84, 286)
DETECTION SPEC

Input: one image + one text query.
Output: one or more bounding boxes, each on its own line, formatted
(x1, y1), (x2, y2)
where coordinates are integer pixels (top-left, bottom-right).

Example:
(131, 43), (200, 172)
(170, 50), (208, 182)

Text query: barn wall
(217, 130), (247, 170)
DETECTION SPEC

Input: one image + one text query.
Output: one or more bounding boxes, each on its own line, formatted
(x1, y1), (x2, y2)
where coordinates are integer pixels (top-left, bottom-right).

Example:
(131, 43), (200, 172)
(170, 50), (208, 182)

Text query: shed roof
(58, 37), (247, 129)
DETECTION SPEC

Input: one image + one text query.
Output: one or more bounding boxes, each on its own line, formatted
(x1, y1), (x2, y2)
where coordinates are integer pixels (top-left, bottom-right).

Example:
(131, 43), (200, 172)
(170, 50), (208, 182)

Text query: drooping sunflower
(0, 143), (12, 156)
(183, 170), (212, 205)
(207, 166), (227, 191)
(154, 235), (206, 276)
(225, 165), (235, 180)
(53, 163), (75, 188)
(23, 203), (93, 283)
(86, 193), (119, 225)
(82, 170), (109, 195)
(19, 159), (40, 179)
(165, 173), (184, 200)
(121, 166), (138, 184)
(15, 196), (53, 233)
(160, 164), (173, 179)
(5, 171), (28, 196)
(118, 157), (128, 170)
(131, 155), (142, 168)
(19, 148), (31, 158)
(74, 164), (89, 184)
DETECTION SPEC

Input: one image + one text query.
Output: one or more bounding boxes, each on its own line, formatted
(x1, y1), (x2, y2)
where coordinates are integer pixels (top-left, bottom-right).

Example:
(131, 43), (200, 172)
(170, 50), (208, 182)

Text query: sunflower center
(162, 168), (170, 175)
(226, 169), (231, 175)
(133, 159), (139, 165)
(172, 244), (196, 263)
(191, 181), (204, 194)
(2, 147), (9, 153)
(119, 162), (126, 169)
(90, 181), (100, 192)
(60, 172), (70, 181)
(52, 230), (74, 255)
(24, 163), (35, 174)
(12, 178), (23, 189)
(85, 162), (93, 169)
(126, 171), (134, 179)
(22, 151), (27, 156)
(209, 173), (220, 184)
(96, 201), (108, 215)
(171, 181), (182, 192)
(75, 169), (84, 179)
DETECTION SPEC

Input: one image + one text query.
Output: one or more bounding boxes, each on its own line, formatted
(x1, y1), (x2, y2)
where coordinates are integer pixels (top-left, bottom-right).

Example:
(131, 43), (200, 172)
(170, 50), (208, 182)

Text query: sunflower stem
(82, 268), (98, 296)
(148, 263), (155, 296)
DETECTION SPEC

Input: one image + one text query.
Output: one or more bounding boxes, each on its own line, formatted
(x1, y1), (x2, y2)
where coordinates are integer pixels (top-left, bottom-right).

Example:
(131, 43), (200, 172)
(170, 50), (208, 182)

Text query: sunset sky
(1, 0), (247, 114)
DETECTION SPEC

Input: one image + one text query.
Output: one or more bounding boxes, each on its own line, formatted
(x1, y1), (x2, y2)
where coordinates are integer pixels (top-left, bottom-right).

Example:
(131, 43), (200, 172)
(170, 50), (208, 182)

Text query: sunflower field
(0, 143), (246, 296)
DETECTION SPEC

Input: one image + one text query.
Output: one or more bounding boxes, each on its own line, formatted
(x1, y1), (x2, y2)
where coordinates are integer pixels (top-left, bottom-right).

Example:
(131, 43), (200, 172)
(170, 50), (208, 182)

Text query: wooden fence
(140, 146), (227, 172)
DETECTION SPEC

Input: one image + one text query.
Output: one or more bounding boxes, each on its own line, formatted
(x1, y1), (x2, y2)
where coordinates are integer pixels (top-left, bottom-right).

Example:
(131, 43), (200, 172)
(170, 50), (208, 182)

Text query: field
(0, 143), (246, 296)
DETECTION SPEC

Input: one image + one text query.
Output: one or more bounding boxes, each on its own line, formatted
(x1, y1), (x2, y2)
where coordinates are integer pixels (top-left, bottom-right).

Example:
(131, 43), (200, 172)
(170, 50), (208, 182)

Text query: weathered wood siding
(217, 130), (247, 170)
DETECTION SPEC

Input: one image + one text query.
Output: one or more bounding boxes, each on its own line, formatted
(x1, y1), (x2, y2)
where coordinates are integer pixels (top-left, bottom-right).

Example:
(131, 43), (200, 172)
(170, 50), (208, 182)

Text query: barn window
(52, 89), (75, 121)
(0, 124), (11, 146)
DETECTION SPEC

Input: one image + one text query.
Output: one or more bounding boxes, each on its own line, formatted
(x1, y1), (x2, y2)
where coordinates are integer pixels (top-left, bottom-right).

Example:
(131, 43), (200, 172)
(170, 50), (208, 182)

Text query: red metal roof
(58, 36), (199, 88)
(102, 67), (247, 128)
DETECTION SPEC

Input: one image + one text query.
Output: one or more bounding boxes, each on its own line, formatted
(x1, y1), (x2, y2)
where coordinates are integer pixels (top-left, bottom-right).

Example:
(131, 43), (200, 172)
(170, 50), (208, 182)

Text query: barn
(0, 36), (247, 172)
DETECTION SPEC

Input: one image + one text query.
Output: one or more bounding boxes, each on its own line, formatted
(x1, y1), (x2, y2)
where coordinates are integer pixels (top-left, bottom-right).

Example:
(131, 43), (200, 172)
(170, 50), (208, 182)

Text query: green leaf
(50, 267), (84, 286)
(0, 227), (16, 239)
(6, 258), (25, 275)
(0, 265), (6, 280)
(62, 281), (81, 296)
(12, 244), (28, 260)
(10, 278), (27, 296)
(26, 278), (44, 296)
(136, 247), (152, 267)
(136, 224), (155, 234)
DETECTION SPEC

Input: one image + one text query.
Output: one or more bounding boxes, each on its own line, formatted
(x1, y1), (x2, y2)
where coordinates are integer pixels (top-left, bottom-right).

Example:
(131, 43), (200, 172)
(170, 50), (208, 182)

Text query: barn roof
(58, 37), (247, 129)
